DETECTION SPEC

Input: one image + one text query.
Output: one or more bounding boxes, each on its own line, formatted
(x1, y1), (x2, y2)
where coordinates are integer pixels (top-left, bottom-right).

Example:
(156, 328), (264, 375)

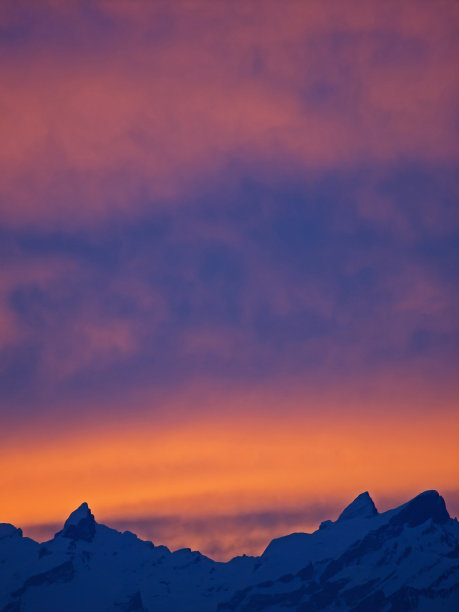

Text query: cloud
(1, 165), (458, 412)
(0, 0), (457, 227)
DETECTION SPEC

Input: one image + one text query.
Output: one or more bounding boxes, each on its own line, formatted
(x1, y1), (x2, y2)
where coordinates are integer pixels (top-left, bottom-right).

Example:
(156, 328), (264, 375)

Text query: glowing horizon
(3, 390), (459, 558)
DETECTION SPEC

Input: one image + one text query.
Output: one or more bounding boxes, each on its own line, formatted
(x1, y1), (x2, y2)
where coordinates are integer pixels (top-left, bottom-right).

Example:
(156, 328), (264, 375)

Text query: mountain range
(1, 490), (458, 611)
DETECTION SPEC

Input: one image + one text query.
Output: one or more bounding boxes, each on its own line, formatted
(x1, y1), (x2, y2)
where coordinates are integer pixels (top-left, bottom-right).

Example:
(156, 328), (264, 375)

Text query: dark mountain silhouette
(1, 490), (458, 611)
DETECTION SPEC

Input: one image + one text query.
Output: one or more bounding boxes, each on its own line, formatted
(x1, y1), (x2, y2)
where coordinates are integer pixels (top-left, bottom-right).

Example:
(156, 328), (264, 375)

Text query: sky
(1, 0), (458, 560)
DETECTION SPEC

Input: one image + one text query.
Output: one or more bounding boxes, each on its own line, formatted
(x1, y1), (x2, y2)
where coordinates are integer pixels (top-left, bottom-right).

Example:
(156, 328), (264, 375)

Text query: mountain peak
(391, 490), (450, 527)
(57, 502), (96, 542)
(337, 491), (378, 521)
(65, 502), (91, 524)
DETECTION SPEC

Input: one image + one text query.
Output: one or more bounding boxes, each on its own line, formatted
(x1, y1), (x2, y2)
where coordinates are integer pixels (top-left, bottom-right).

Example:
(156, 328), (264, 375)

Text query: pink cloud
(0, 257), (77, 349)
(0, 253), (166, 379)
(0, 0), (457, 227)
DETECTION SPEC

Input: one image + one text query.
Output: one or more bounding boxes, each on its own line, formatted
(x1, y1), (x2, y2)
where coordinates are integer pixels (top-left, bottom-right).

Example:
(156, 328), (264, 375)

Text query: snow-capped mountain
(1, 491), (458, 611)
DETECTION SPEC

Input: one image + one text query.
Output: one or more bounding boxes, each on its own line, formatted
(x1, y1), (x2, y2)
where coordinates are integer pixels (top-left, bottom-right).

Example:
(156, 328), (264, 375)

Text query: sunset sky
(1, 0), (458, 560)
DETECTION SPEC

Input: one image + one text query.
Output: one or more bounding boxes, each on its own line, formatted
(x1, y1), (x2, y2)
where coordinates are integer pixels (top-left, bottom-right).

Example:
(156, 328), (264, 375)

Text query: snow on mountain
(337, 491), (378, 521)
(1, 491), (458, 611)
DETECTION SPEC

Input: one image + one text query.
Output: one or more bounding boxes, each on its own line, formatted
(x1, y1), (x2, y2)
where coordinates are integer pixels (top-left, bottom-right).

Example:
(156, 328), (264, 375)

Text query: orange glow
(2, 403), (458, 532)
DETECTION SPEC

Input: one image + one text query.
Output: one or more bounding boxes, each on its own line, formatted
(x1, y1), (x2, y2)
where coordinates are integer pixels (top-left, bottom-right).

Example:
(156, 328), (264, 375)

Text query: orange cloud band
(2, 403), (458, 530)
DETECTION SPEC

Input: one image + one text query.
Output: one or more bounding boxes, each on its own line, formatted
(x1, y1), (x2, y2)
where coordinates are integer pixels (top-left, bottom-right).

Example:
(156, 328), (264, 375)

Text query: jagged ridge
(1, 490), (458, 612)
